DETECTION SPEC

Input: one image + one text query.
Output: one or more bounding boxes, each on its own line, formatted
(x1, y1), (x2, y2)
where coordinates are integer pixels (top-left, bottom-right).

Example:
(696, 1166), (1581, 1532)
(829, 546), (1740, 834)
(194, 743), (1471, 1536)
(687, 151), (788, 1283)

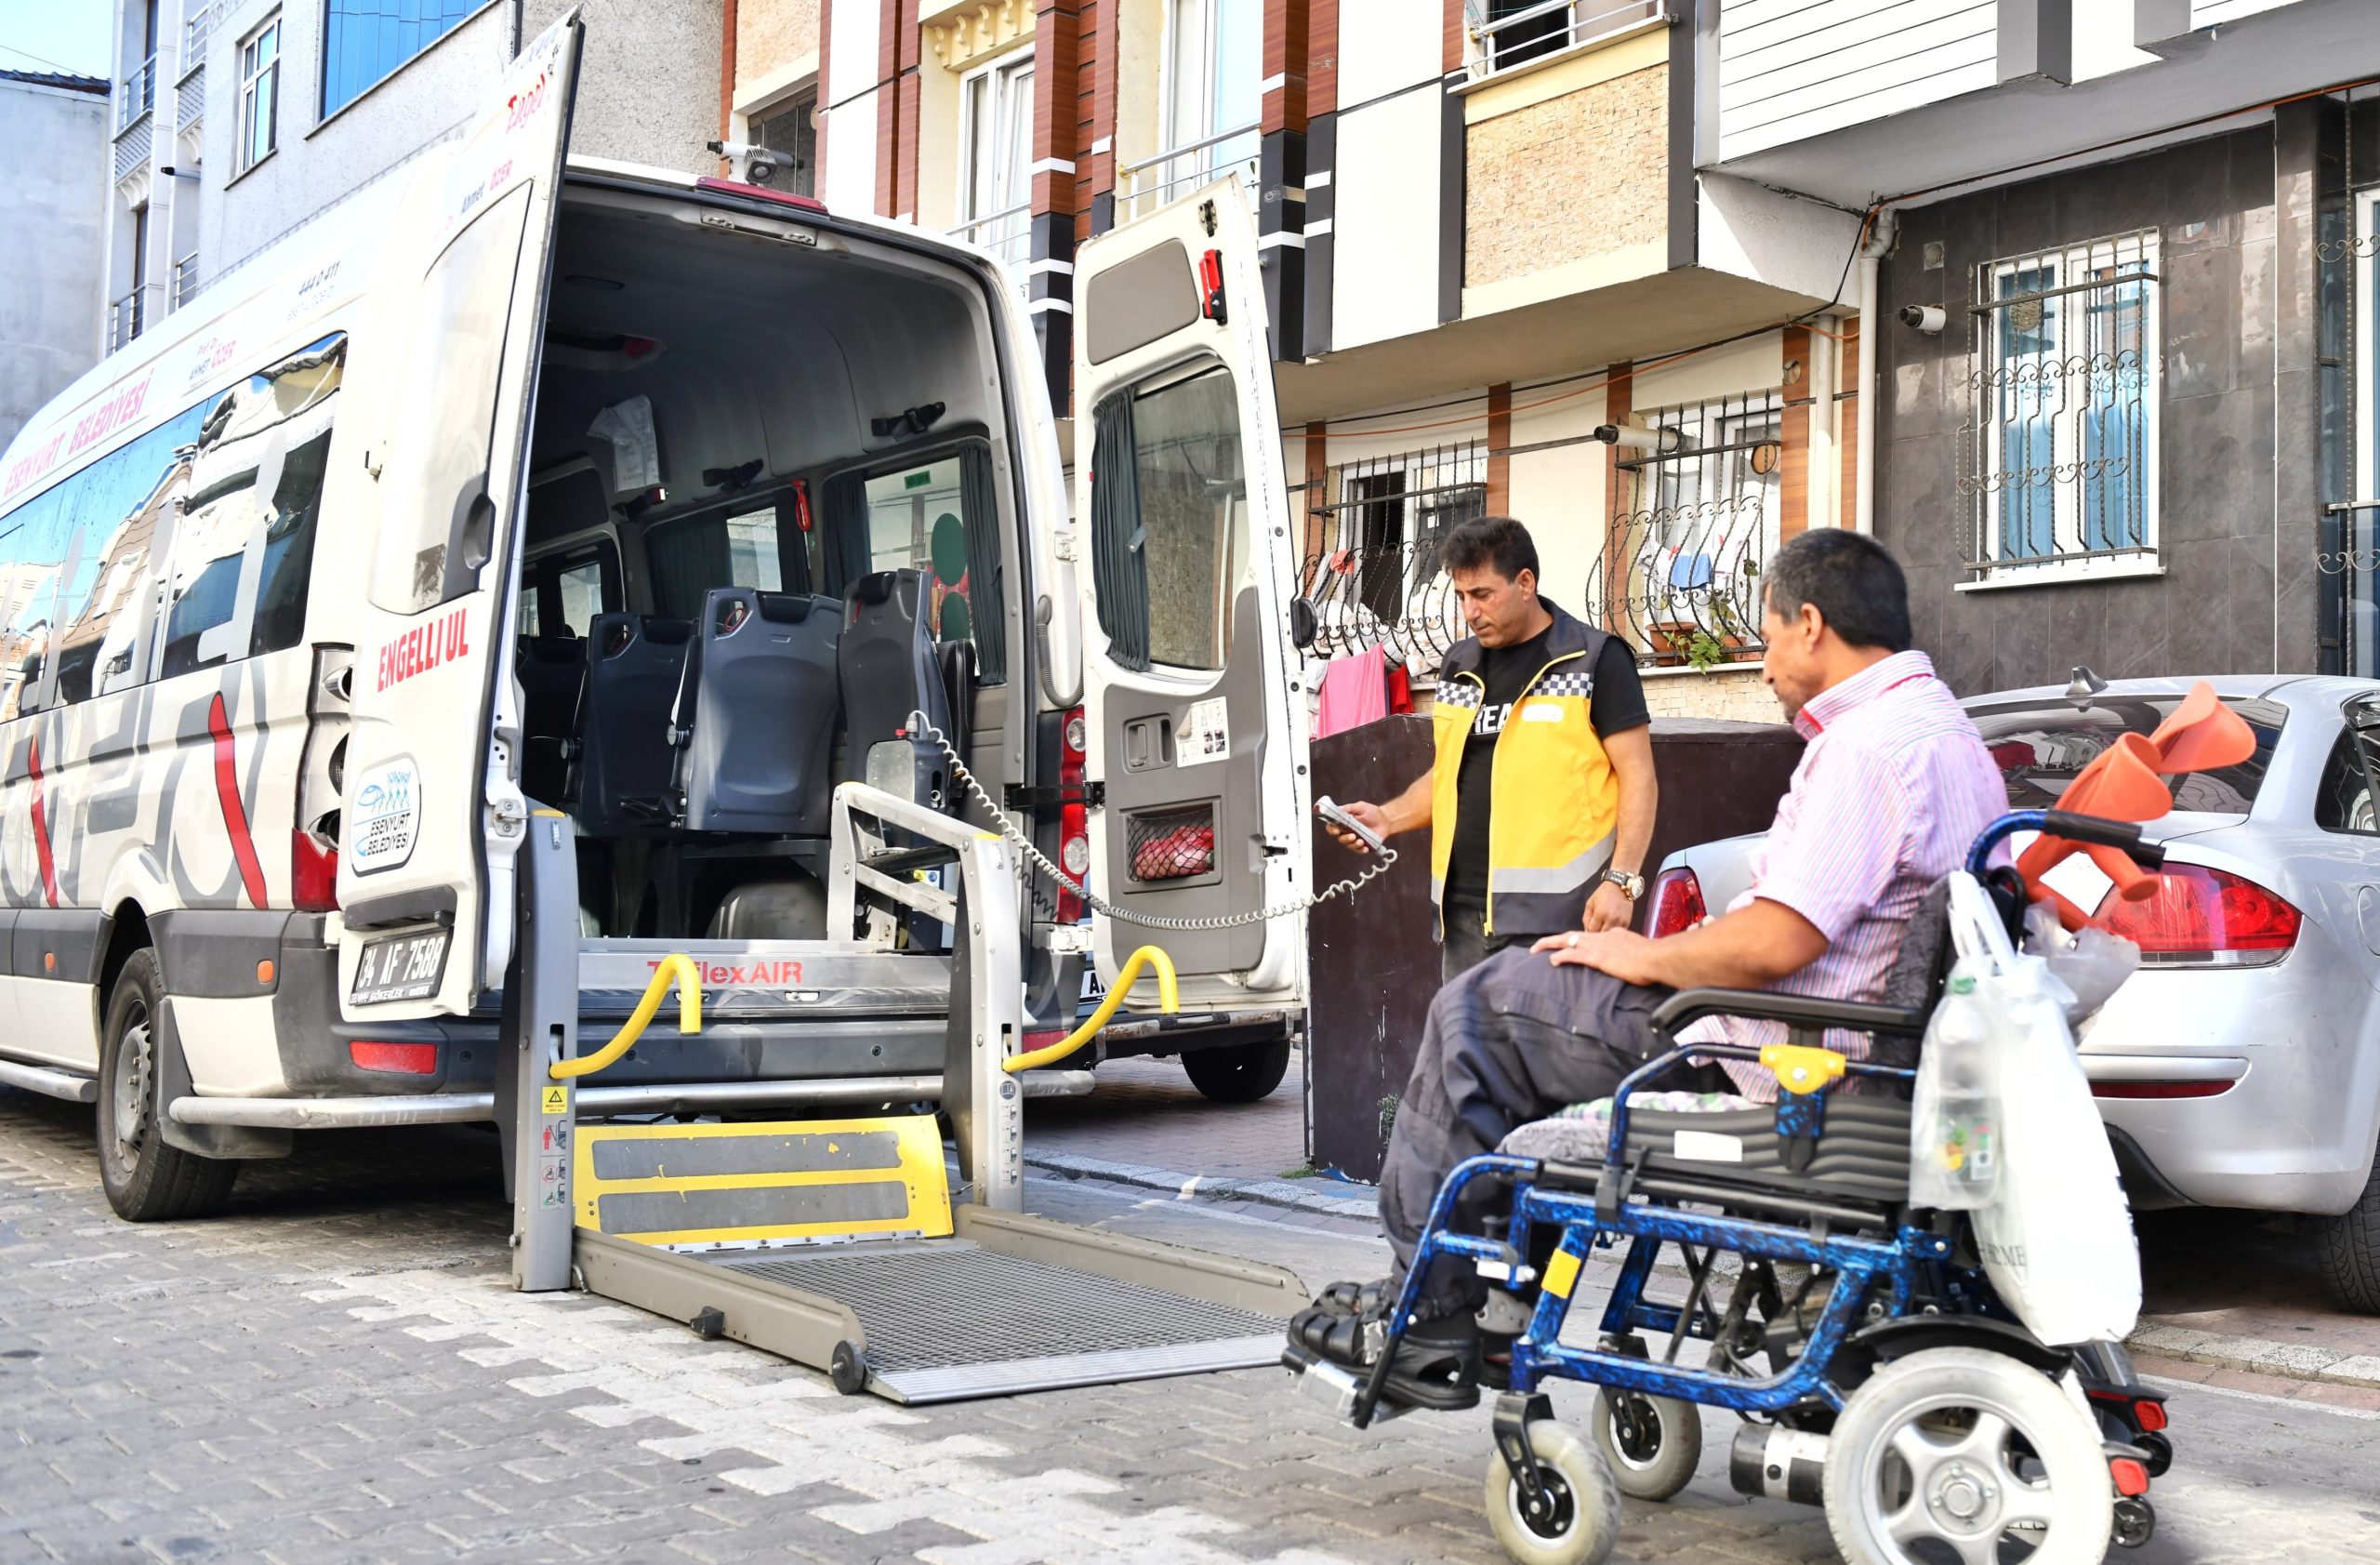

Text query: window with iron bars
(1298, 443), (1486, 670)
(1588, 390), (1782, 667)
(1468, 2), (1666, 81)
(1960, 229), (2161, 578)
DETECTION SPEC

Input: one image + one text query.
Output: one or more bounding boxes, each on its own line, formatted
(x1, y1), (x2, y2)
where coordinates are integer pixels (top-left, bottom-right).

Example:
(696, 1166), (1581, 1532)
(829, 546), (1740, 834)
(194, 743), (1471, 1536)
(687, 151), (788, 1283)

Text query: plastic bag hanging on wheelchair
(1946, 873), (2143, 1346)
(1909, 963), (2001, 1211)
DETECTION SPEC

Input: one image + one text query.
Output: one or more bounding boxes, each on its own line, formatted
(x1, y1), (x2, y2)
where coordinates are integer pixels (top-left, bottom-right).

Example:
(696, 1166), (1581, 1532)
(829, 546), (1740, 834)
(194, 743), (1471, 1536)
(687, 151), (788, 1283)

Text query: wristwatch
(1602, 868), (1646, 902)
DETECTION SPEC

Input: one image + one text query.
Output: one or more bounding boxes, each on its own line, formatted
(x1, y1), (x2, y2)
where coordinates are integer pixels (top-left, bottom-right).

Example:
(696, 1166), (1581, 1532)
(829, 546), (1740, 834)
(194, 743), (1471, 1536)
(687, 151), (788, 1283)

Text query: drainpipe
(1854, 207), (1897, 534)
(1805, 314), (1837, 529)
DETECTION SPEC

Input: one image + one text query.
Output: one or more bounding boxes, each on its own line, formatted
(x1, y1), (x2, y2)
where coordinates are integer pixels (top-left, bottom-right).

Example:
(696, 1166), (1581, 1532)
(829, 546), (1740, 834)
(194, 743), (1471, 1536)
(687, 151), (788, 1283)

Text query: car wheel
(97, 949), (238, 1222)
(2319, 1147), (2380, 1314)
(1182, 1037), (1291, 1103)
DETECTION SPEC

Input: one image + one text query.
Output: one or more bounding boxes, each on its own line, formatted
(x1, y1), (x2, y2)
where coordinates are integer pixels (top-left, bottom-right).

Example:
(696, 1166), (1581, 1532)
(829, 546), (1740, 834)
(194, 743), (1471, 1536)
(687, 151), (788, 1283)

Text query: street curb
(2127, 1321), (2380, 1392)
(1023, 1149), (1381, 1222)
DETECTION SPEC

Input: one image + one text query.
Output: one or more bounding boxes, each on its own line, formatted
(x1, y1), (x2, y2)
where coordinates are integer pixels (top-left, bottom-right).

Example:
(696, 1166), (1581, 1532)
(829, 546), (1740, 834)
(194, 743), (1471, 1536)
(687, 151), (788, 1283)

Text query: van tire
(2319, 1149), (2380, 1314)
(97, 949), (238, 1223)
(1183, 1037), (1292, 1103)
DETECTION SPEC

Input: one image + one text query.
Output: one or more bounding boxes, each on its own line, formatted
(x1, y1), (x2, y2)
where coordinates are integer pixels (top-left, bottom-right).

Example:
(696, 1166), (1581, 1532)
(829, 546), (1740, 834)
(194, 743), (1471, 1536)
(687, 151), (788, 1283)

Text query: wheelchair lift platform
(499, 784), (1305, 1403)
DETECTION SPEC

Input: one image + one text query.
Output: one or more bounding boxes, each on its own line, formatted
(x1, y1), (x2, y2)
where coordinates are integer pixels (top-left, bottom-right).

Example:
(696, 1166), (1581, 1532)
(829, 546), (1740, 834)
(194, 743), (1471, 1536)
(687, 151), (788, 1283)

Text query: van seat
(516, 633), (588, 807)
(573, 614), (694, 832)
(673, 589), (842, 835)
(839, 569), (956, 811)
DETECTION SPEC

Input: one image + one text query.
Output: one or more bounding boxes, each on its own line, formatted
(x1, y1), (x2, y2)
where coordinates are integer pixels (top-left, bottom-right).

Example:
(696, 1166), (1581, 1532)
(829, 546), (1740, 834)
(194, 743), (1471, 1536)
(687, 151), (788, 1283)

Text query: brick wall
(1463, 63), (1667, 290)
(738, 0), (822, 71)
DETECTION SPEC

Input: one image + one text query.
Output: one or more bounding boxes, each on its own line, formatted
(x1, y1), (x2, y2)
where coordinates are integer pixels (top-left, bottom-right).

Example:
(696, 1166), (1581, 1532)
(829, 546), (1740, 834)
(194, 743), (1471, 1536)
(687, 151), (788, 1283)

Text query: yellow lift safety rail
(550, 953), (704, 1081)
(1001, 945), (1179, 1074)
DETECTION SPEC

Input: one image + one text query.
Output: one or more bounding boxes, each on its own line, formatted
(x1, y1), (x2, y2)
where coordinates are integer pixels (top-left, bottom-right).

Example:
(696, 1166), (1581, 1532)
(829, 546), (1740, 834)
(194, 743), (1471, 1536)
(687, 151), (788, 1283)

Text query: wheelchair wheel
(1483, 1419), (1623, 1565)
(1588, 1388), (1702, 1501)
(1824, 1346), (2113, 1565)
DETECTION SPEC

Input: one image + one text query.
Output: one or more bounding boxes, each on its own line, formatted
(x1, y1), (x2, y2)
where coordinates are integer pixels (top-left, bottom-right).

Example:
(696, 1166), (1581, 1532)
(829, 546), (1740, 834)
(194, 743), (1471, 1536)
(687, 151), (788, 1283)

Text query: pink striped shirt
(1689, 650), (2008, 1100)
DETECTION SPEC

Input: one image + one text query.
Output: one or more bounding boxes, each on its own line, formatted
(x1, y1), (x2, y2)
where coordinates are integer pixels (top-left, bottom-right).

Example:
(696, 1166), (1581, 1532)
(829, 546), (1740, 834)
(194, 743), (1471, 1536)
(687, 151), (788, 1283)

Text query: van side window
(1088, 365), (1247, 672)
(852, 444), (1006, 682)
(160, 336), (345, 680)
(646, 503), (785, 618)
(520, 540), (621, 639)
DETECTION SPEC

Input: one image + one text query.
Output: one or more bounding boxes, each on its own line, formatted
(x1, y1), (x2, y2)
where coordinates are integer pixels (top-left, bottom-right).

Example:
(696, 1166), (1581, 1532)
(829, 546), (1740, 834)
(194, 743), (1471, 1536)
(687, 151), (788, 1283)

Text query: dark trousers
(1439, 896), (1535, 984)
(1380, 946), (1672, 1313)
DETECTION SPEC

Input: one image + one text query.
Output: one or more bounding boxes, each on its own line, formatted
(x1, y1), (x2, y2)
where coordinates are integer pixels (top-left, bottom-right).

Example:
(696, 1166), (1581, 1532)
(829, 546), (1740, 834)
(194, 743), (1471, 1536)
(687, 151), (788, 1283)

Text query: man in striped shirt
(1297, 529), (2007, 1409)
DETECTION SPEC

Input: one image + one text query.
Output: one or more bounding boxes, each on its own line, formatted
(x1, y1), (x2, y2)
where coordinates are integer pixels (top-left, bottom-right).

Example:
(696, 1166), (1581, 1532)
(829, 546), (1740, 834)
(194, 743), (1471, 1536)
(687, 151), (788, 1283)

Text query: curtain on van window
(647, 517), (730, 619)
(1089, 391), (1150, 672)
(958, 445), (1006, 683)
(822, 471), (870, 596)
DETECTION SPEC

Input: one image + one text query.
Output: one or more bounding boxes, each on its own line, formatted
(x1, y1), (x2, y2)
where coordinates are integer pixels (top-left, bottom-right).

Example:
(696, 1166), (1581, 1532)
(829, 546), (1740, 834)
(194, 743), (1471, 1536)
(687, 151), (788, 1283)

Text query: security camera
(1900, 304), (1947, 334)
(705, 139), (784, 185)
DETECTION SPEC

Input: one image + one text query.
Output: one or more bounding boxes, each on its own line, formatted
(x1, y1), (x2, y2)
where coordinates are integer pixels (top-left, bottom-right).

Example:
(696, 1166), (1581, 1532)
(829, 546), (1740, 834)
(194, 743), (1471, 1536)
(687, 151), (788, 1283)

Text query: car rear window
(1965, 694), (2287, 815)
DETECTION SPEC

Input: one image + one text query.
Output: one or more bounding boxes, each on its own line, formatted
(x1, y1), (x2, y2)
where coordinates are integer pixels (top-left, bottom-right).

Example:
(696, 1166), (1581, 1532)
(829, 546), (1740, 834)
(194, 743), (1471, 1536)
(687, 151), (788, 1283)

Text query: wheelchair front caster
(1484, 1416), (1622, 1565)
(2109, 1495), (2154, 1549)
(1589, 1387), (1702, 1501)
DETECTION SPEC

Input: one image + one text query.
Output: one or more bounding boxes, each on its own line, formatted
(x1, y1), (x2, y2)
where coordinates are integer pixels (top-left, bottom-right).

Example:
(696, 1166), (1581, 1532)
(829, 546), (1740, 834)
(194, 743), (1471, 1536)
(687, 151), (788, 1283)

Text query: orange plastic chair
(2016, 682), (2254, 930)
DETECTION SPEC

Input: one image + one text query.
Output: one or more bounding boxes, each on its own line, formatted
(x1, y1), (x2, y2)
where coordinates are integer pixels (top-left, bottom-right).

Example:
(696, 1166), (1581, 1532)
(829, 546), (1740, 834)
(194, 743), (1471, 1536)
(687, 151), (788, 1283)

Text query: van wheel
(2319, 1150), (2380, 1314)
(97, 949), (238, 1223)
(1183, 1038), (1291, 1103)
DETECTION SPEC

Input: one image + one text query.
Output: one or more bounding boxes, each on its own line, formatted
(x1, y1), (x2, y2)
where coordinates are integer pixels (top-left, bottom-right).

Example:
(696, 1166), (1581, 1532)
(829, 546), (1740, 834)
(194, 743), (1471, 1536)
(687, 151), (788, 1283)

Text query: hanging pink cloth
(1316, 644), (1391, 737)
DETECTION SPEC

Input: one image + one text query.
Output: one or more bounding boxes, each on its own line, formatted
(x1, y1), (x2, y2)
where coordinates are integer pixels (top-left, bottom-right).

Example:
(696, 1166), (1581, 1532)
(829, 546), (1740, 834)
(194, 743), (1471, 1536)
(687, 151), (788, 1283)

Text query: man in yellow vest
(1327, 516), (1658, 980)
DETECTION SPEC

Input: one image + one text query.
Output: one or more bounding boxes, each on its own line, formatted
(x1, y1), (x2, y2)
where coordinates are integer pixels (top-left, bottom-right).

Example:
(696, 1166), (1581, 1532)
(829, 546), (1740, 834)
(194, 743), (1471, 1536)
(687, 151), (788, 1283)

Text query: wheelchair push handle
(1965, 808), (2165, 876)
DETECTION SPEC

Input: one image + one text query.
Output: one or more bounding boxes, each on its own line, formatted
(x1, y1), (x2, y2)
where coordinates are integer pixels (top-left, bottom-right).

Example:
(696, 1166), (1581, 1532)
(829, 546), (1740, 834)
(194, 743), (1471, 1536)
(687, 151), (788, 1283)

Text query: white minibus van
(0, 16), (1311, 1220)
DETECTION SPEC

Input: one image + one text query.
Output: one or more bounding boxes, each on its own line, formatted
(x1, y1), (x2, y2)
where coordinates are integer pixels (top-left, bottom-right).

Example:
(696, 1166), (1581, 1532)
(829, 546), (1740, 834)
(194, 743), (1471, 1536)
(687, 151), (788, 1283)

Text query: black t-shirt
(1444, 630), (1648, 906)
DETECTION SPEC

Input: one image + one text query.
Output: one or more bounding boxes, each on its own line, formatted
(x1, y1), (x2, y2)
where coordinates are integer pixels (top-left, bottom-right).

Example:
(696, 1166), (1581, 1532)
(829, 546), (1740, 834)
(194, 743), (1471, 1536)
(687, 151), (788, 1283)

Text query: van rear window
(1967, 693), (2286, 815)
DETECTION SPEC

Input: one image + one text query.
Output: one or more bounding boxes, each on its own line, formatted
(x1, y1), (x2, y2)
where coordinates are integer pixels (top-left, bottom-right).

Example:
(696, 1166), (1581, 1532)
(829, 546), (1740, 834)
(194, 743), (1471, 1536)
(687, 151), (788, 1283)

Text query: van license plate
(351, 928), (450, 1004)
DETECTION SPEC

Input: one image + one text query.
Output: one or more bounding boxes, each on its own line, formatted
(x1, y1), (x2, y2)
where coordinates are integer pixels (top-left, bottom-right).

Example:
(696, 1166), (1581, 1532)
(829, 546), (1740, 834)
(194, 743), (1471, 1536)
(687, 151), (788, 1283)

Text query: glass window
(862, 457), (991, 657)
(1091, 366), (1248, 672)
(645, 506), (781, 619)
(323, 0), (480, 119)
(958, 54), (1033, 263)
(752, 90), (817, 199)
(724, 506), (781, 591)
(1967, 694), (2286, 816)
(238, 15), (280, 174)
(555, 554), (607, 634)
(2316, 723), (2380, 835)
(1161, 0), (1258, 190)
(369, 188), (528, 616)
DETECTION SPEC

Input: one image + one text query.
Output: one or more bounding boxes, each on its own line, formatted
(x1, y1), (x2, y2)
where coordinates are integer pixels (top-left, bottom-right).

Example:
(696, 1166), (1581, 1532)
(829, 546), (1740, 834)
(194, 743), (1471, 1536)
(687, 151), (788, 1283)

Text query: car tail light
(1057, 706), (1090, 923)
(2090, 1079), (2236, 1100)
(293, 827), (340, 912)
(350, 1041), (436, 1075)
(2093, 865), (2300, 966)
(1646, 867), (1706, 938)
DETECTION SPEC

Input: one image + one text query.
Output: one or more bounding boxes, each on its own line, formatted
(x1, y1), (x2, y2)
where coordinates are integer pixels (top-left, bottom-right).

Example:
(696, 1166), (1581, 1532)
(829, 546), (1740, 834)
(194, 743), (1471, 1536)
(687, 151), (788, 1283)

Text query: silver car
(1651, 675), (2380, 1311)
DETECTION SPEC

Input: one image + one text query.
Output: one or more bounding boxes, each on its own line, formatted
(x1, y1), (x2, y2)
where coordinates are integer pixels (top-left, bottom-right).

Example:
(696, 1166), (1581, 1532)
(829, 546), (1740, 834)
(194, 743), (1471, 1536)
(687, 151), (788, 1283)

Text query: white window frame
(955, 49), (1034, 266)
(1967, 229), (2163, 588)
(1157, 0), (1259, 183)
(2354, 190), (2380, 511)
(235, 13), (281, 177)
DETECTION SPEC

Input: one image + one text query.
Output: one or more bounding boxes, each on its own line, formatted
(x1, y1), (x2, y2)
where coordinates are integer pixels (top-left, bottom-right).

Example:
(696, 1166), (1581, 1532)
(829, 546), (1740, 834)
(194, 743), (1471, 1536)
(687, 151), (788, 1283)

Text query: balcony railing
(177, 63), (205, 132)
(948, 203), (1030, 276)
(108, 289), (146, 351)
(1120, 122), (1259, 224)
(172, 253), (202, 310)
(182, 4), (213, 75)
(113, 114), (153, 183)
(1466, 0), (1666, 82)
(117, 54), (155, 132)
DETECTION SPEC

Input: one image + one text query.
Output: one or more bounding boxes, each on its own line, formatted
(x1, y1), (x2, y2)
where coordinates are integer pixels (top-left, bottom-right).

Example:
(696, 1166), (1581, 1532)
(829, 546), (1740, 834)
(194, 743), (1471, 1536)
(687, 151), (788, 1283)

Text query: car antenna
(2065, 665), (2109, 712)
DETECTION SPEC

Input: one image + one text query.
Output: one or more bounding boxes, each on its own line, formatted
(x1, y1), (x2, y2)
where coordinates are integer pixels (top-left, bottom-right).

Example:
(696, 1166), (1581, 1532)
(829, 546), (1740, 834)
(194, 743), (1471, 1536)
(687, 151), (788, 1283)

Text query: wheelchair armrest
(1648, 987), (1928, 1042)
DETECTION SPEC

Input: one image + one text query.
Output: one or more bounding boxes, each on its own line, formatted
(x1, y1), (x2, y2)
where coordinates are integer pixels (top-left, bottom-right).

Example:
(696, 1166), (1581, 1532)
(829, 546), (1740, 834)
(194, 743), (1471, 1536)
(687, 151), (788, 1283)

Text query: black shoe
(1289, 1299), (1482, 1412)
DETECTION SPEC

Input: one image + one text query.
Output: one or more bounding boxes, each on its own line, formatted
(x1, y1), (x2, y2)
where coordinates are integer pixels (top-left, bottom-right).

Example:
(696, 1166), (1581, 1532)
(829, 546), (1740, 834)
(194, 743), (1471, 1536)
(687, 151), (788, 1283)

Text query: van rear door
(1070, 178), (1308, 1007)
(335, 15), (582, 1019)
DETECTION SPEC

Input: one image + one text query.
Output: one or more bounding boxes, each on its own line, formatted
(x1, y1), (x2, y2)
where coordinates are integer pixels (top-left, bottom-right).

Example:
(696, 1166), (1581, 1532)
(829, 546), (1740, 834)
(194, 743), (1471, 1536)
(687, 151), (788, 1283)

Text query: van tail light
(349, 1041), (436, 1075)
(1057, 705), (1090, 924)
(293, 828), (340, 912)
(1646, 867), (1706, 938)
(2093, 865), (2299, 966)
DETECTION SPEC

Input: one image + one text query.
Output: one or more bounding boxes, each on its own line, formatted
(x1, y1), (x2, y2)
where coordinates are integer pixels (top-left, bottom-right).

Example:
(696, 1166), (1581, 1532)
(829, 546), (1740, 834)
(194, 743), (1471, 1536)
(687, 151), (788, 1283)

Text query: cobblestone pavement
(8, 1084), (2380, 1565)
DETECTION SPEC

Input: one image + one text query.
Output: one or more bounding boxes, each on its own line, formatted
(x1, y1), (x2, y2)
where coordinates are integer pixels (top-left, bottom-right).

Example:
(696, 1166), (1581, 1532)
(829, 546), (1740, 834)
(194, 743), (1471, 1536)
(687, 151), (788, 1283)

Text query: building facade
(101, 1), (727, 354)
(0, 71), (110, 454)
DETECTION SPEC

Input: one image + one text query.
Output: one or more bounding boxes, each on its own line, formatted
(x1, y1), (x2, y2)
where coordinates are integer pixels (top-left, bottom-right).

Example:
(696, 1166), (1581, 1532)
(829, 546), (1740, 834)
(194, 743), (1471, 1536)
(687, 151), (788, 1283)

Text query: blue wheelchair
(1284, 812), (2175, 1565)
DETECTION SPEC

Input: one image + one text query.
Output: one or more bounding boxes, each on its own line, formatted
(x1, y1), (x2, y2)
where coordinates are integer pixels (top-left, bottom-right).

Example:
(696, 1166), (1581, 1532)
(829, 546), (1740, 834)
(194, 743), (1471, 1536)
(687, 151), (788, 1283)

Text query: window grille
(1298, 442), (1486, 668)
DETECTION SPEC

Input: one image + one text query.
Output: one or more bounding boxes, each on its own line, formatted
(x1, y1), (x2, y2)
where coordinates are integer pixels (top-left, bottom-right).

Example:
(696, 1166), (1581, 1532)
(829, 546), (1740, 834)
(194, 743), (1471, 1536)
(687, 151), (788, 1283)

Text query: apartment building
(1704, 0), (2380, 692)
(0, 71), (110, 453)
(813, 1), (1877, 719)
(100, 2), (725, 354)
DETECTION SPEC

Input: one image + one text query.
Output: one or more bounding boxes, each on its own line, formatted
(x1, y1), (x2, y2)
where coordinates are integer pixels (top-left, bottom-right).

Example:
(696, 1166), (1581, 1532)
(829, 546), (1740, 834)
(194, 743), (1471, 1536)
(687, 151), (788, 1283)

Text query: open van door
(335, 15), (582, 1019)
(1071, 177), (1309, 1008)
